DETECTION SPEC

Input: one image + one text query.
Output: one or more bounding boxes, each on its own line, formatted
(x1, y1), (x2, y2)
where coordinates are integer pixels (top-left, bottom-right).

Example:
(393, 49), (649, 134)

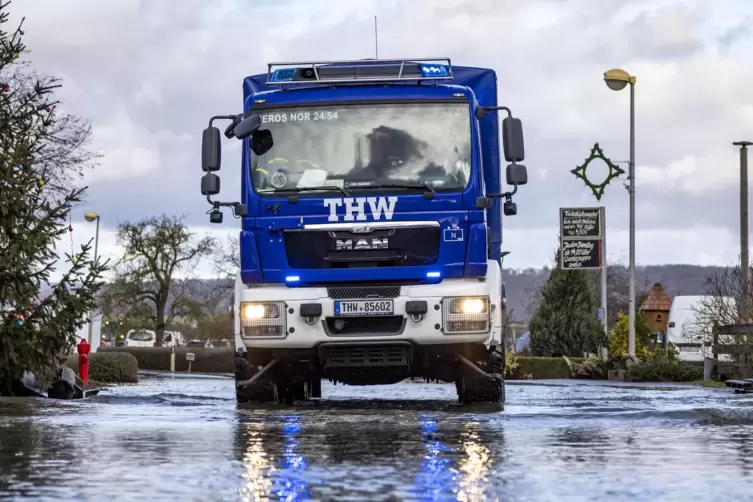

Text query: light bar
(267, 57), (453, 86)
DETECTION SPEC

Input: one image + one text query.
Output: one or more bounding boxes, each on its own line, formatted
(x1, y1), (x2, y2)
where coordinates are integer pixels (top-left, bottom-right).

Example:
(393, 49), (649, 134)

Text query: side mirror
(668, 322), (675, 328)
(202, 127), (221, 172)
(503, 200), (517, 216)
(502, 117), (525, 163)
(505, 163), (528, 186)
(201, 173), (220, 196)
(251, 129), (274, 156)
(233, 114), (262, 140)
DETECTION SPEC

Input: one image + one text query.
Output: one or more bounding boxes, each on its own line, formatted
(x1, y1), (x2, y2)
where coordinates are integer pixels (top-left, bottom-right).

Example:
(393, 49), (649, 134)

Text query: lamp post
(83, 211), (100, 345)
(604, 68), (637, 358)
(733, 141), (752, 322)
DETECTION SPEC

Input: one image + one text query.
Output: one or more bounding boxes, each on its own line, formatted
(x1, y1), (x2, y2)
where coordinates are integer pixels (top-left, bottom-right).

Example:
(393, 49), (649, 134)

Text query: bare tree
(111, 215), (216, 346)
(687, 264), (749, 353)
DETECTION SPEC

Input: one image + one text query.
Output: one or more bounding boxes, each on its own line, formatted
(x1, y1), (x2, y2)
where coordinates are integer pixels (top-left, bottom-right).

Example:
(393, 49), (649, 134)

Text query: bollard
(186, 352), (195, 373)
(77, 338), (91, 386)
(170, 346), (176, 372)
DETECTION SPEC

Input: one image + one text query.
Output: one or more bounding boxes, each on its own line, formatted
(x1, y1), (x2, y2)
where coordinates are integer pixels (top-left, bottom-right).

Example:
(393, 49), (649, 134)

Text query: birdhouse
(639, 282), (672, 334)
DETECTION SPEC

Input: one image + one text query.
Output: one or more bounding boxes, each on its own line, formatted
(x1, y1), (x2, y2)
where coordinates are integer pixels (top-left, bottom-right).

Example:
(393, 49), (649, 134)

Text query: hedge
(628, 359), (703, 382)
(507, 356), (586, 380)
(101, 347), (235, 374)
(65, 352), (139, 384)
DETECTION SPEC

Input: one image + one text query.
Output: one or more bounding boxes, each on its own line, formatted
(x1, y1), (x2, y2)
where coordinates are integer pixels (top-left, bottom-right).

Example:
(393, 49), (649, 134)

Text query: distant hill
(39, 265), (724, 323)
(503, 264), (724, 322)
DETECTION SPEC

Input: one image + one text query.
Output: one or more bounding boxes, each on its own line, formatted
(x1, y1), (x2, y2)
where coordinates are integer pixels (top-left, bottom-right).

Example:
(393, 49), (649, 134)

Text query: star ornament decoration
(571, 142), (625, 201)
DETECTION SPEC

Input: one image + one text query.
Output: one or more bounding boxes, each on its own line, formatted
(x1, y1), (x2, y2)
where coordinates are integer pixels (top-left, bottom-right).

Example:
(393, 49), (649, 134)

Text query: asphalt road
(1, 375), (753, 501)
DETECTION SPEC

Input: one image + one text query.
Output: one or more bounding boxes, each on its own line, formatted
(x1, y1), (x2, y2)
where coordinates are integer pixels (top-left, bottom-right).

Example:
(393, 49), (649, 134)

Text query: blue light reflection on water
(412, 413), (459, 500)
(274, 414), (310, 500)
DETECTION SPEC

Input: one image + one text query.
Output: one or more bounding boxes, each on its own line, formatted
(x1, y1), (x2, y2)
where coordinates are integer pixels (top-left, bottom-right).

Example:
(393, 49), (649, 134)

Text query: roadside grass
(687, 379), (725, 388)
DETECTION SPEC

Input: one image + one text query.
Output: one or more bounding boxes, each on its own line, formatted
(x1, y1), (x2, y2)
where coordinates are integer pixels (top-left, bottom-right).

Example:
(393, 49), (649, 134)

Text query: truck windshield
(250, 102), (471, 193)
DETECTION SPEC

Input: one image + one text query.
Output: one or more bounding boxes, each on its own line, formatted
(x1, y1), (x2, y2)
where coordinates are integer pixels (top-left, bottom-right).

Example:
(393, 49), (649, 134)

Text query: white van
(125, 329), (156, 347)
(666, 295), (736, 362)
(124, 329), (185, 348)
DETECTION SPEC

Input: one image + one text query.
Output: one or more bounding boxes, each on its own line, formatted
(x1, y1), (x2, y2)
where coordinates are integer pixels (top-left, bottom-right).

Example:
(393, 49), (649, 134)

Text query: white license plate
(334, 300), (394, 316)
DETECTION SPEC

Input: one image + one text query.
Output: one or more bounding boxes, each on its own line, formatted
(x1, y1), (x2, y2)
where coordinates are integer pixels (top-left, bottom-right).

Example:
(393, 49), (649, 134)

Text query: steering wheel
(257, 157), (290, 189)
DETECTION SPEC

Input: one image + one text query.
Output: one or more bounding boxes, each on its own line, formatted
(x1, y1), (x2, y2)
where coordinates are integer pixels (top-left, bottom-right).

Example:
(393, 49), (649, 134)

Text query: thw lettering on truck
(323, 197), (398, 222)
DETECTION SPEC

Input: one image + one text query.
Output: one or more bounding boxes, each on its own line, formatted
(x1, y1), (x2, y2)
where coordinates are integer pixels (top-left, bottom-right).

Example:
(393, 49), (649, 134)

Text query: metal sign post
(560, 207), (608, 339)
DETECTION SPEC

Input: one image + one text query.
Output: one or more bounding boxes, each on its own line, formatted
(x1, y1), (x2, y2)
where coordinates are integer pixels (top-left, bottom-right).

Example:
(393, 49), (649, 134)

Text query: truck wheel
(455, 345), (505, 405)
(273, 382), (296, 405)
(310, 378), (322, 399)
(235, 352), (275, 404)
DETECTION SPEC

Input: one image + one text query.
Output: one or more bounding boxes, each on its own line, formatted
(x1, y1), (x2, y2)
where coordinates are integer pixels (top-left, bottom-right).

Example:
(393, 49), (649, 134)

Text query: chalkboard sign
(561, 239), (601, 269)
(561, 208), (601, 238)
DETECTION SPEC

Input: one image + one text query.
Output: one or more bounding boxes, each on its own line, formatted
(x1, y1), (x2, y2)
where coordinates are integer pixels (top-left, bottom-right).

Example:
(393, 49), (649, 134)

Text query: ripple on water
(1, 378), (753, 501)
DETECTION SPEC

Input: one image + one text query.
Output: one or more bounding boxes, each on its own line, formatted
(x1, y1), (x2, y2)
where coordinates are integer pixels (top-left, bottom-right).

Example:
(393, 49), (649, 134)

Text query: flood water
(2, 375), (753, 501)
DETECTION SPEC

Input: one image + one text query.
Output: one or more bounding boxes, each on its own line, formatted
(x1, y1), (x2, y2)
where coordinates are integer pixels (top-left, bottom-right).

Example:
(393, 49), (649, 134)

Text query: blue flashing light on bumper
(285, 275), (300, 284)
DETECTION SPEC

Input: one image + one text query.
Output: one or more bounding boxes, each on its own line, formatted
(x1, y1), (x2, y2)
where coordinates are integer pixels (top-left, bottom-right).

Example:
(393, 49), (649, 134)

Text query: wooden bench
(708, 324), (753, 389)
(725, 378), (753, 394)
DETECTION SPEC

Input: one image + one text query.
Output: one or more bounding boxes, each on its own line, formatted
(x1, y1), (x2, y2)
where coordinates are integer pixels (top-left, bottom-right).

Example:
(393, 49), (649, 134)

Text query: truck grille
(323, 316), (406, 336)
(284, 226), (440, 269)
(327, 285), (401, 299)
(320, 344), (411, 369)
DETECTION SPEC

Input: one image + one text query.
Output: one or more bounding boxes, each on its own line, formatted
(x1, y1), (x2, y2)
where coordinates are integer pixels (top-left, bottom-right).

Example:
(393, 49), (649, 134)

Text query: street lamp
(604, 68), (637, 358)
(83, 210), (100, 345)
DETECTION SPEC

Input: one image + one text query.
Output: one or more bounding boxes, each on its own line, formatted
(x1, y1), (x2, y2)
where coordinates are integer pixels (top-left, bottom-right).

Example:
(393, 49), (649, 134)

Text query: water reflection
(456, 422), (492, 502)
(239, 419), (273, 501)
(548, 427), (611, 464)
(412, 414), (457, 500)
(238, 413), (310, 501)
(411, 415), (496, 501)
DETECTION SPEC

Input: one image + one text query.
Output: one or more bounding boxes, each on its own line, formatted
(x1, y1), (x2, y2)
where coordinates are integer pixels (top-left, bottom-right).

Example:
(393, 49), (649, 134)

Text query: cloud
(11, 0), (753, 271)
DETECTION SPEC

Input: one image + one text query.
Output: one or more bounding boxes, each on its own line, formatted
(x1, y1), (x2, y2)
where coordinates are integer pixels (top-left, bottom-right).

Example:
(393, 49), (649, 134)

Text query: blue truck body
(237, 66), (503, 287)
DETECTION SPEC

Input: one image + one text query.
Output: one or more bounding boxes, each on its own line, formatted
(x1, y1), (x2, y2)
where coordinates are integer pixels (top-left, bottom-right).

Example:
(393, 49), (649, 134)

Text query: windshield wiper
(261, 185), (350, 196)
(356, 182), (436, 199)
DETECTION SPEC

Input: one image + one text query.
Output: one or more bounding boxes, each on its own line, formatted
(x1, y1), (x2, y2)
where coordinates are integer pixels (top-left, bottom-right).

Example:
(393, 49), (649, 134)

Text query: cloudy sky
(12, 0), (753, 277)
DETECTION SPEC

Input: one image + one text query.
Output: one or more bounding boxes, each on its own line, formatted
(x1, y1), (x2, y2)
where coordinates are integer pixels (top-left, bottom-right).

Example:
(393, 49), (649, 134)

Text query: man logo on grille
(335, 238), (389, 251)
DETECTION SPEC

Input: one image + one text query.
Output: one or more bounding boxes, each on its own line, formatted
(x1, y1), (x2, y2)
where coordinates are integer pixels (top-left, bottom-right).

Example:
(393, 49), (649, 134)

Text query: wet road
(2, 375), (753, 501)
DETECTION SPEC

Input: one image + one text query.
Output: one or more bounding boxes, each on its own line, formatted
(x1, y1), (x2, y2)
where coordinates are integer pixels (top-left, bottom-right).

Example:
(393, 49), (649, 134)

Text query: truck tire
(455, 344), (505, 405)
(235, 352), (275, 404)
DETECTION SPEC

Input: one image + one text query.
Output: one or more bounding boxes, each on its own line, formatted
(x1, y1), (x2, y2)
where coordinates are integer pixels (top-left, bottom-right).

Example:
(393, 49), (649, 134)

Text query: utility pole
(734, 141), (752, 322)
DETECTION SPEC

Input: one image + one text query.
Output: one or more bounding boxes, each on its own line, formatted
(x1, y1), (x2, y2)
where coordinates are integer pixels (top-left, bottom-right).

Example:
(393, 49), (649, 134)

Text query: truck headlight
(239, 301), (287, 339)
(441, 296), (490, 334)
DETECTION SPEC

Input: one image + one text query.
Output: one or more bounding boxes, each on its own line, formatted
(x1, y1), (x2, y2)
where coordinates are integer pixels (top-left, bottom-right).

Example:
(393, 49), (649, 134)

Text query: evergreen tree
(529, 248), (606, 357)
(0, 3), (106, 395)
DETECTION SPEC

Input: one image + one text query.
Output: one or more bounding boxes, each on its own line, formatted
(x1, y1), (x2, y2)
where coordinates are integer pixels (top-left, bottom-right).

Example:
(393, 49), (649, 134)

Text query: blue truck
(200, 58), (527, 406)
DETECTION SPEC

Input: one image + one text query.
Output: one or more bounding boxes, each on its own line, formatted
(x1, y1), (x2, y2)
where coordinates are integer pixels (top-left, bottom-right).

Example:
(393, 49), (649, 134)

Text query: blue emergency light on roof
(419, 64), (449, 77)
(270, 68), (296, 82)
(266, 57), (453, 86)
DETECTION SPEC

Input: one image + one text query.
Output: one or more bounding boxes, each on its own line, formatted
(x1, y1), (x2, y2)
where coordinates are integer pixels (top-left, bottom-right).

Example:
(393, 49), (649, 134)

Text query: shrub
(609, 312), (651, 359)
(65, 352), (138, 384)
(628, 358), (702, 382)
(101, 347), (234, 373)
(507, 356), (586, 379)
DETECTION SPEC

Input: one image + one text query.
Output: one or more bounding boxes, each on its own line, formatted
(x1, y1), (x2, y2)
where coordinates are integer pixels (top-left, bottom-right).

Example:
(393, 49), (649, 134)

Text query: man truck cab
(199, 58), (527, 407)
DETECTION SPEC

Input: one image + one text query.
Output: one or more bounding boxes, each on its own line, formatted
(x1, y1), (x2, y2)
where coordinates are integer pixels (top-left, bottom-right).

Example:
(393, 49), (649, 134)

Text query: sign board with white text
(559, 207), (604, 270)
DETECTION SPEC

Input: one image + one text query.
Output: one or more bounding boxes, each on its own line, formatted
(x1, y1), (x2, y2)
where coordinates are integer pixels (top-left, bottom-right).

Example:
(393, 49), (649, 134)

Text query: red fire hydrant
(77, 338), (90, 386)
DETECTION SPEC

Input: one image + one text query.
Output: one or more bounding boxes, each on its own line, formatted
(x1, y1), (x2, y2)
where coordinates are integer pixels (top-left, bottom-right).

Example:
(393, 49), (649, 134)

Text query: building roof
(640, 282), (672, 312)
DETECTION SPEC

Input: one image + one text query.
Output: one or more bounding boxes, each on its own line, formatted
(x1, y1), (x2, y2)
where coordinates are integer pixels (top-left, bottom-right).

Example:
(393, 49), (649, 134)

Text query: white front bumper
(234, 263), (503, 350)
